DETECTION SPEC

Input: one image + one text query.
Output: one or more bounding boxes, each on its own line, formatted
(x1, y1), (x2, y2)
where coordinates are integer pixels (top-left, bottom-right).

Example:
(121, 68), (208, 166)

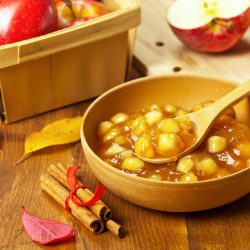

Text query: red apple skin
(0, 0), (58, 45)
(169, 8), (250, 53)
(56, 0), (109, 29)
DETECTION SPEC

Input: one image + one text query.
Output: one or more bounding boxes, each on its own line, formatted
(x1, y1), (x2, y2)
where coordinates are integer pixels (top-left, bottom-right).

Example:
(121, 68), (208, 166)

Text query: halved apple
(167, 0), (250, 53)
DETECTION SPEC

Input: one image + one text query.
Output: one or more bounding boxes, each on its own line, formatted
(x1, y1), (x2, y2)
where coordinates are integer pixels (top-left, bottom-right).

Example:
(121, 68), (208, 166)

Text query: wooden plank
(0, 46), (18, 69)
(0, 32), (129, 123)
(0, 56), (51, 122)
(134, 0), (250, 83)
(18, 8), (140, 64)
(187, 195), (250, 250)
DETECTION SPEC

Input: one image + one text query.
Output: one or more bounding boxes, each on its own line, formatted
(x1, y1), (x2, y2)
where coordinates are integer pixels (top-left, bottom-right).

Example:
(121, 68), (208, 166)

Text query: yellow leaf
(15, 116), (83, 165)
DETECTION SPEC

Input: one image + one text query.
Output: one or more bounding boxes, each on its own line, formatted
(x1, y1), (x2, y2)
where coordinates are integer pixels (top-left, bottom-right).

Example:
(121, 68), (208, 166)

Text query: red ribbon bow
(65, 166), (105, 213)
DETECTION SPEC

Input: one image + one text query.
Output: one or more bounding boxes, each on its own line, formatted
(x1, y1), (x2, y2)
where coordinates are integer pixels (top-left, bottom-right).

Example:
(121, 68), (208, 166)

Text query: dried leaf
(16, 116), (82, 164)
(22, 207), (74, 245)
(25, 116), (82, 152)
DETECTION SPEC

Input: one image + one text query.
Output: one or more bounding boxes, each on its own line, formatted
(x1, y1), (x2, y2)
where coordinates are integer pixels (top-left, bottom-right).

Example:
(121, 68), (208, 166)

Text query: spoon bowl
(140, 80), (250, 164)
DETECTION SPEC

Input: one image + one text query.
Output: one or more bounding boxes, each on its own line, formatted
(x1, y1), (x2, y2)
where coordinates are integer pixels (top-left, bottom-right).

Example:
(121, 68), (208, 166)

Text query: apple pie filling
(96, 102), (250, 182)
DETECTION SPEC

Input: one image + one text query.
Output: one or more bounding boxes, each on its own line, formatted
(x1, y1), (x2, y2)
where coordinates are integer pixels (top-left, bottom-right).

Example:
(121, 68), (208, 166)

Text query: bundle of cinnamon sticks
(40, 163), (124, 237)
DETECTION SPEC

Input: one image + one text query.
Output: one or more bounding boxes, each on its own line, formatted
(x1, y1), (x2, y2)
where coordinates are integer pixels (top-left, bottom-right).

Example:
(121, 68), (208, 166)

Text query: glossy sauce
(97, 103), (250, 182)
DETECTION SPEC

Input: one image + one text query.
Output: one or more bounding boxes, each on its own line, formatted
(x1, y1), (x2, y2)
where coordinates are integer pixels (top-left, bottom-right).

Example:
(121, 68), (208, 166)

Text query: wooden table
(0, 68), (249, 250)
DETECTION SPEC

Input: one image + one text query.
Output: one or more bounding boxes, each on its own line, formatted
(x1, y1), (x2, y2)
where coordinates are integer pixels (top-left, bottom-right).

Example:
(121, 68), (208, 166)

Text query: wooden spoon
(139, 80), (250, 164)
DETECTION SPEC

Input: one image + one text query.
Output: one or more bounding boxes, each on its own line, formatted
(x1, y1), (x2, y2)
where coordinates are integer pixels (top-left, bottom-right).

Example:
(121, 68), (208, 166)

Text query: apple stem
(63, 0), (76, 19)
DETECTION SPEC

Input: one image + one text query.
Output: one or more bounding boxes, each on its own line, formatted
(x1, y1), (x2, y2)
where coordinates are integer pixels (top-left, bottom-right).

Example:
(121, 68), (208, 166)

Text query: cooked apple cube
(247, 159), (250, 167)
(145, 146), (157, 158)
(236, 142), (250, 157)
(103, 127), (122, 142)
(97, 121), (115, 136)
(157, 133), (180, 153)
(177, 156), (194, 173)
(216, 168), (230, 178)
(177, 117), (193, 130)
(121, 157), (144, 171)
(131, 116), (148, 136)
(111, 112), (129, 124)
(148, 104), (162, 112)
(196, 157), (218, 176)
(191, 101), (213, 112)
(105, 143), (125, 156)
(158, 118), (180, 133)
(134, 122), (148, 136)
(119, 150), (133, 159)
(145, 110), (163, 126)
(131, 134), (139, 142)
(131, 115), (143, 128)
(207, 136), (227, 153)
(180, 172), (198, 183)
(135, 133), (155, 158)
(176, 109), (188, 117)
(147, 174), (163, 181)
(114, 135), (128, 146)
(163, 104), (178, 114)
(191, 103), (204, 112)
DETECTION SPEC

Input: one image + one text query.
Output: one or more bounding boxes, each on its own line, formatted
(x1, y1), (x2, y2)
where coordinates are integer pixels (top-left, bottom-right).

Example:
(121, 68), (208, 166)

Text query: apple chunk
(167, 0), (250, 53)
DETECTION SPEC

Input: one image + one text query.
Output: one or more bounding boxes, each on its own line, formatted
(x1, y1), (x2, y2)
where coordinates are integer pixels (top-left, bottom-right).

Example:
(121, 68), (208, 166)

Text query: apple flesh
(167, 0), (250, 53)
(0, 0), (58, 45)
(56, 0), (109, 29)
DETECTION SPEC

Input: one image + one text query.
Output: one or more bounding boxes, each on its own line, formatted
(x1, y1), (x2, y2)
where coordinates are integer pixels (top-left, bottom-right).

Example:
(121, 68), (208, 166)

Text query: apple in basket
(55, 0), (110, 29)
(0, 0), (58, 45)
(167, 0), (250, 53)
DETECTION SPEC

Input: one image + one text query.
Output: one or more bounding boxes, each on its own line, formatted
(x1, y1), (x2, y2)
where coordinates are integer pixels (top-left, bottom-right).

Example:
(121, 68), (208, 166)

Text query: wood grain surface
(134, 0), (250, 83)
(0, 69), (249, 250)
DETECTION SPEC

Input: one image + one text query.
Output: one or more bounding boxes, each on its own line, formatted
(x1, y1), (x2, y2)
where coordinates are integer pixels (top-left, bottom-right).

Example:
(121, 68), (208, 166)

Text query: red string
(64, 166), (105, 213)
(70, 185), (106, 207)
(65, 194), (71, 213)
(66, 166), (80, 190)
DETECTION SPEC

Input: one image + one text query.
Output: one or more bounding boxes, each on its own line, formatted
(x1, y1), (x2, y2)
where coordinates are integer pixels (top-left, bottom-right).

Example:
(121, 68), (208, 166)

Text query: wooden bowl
(81, 75), (250, 212)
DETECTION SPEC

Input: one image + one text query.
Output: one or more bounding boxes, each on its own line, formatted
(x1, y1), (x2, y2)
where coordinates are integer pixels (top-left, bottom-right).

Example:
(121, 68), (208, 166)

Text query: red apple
(0, 0), (58, 45)
(55, 0), (109, 29)
(167, 0), (250, 53)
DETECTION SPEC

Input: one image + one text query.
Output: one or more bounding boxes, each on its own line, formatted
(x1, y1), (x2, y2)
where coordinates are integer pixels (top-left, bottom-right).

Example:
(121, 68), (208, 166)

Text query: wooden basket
(0, 0), (140, 123)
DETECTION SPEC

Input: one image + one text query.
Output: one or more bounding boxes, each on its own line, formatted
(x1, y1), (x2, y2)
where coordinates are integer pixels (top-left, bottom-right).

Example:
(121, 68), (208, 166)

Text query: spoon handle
(207, 80), (250, 122)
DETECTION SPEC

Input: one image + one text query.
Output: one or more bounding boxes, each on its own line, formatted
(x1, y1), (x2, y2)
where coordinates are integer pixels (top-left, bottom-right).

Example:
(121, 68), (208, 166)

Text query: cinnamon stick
(40, 173), (104, 234)
(49, 163), (112, 221)
(106, 220), (125, 238)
